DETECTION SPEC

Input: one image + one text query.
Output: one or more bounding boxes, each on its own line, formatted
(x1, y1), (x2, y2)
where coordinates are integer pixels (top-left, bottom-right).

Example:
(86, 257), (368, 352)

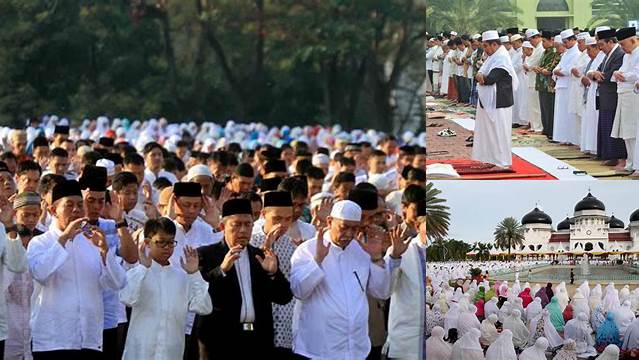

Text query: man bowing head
(197, 198), (292, 359)
(289, 200), (406, 359)
(473, 30), (519, 169)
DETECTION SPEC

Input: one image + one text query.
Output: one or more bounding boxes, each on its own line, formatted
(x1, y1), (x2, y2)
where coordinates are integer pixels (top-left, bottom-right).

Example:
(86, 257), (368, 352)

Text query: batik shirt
(536, 47), (560, 93)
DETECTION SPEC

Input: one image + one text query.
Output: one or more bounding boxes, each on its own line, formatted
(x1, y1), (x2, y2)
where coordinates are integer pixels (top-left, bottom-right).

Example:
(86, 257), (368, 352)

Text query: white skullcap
(577, 32), (589, 41)
(330, 200), (362, 222)
(77, 145), (92, 158)
(500, 35), (510, 43)
(510, 34), (523, 42)
(526, 29), (540, 38)
(523, 41), (534, 49)
(450, 31), (457, 36)
(312, 153), (330, 167)
(310, 192), (334, 211)
(554, 35), (563, 44)
(560, 29), (575, 40)
(595, 26), (611, 34)
(187, 164), (212, 180)
(368, 173), (390, 191)
(482, 30), (499, 41)
(586, 37), (597, 46)
(471, 33), (481, 40)
(96, 159), (115, 177)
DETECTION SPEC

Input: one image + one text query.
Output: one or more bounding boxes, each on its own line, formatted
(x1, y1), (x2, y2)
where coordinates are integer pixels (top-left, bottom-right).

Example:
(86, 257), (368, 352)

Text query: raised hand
(108, 193), (124, 222)
(359, 225), (385, 261)
(180, 245), (199, 274)
(201, 195), (220, 229)
(314, 226), (330, 265)
(59, 217), (89, 245)
(0, 196), (15, 227)
(142, 181), (153, 203)
(164, 193), (176, 219)
(389, 225), (410, 259)
(220, 244), (243, 273)
(311, 198), (333, 228)
(263, 224), (285, 251)
(138, 240), (152, 268)
(87, 227), (109, 262)
(256, 249), (278, 275)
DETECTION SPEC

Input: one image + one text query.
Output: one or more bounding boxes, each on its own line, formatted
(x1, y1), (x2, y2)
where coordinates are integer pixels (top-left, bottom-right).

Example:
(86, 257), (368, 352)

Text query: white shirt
(613, 47), (639, 93)
(0, 226), (28, 341)
(289, 232), (400, 359)
(120, 262), (212, 360)
(172, 218), (222, 334)
(426, 47), (434, 70)
(431, 46), (444, 72)
(27, 222), (126, 352)
(235, 248), (255, 322)
(144, 169), (178, 186)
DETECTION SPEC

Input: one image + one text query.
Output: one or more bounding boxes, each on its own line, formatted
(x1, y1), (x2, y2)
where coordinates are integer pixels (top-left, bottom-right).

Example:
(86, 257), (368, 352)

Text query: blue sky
(430, 181), (639, 244)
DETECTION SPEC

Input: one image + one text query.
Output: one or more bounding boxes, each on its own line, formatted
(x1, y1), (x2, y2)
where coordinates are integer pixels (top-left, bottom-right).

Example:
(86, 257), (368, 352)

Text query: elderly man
(290, 200), (408, 359)
(472, 30), (519, 168)
(611, 27), (639, 176)
(552, 29), (582, 144)
(523, 29), (544, 133)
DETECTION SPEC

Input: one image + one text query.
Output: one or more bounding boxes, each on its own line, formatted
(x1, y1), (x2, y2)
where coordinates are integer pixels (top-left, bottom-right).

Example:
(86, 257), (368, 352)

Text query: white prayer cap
(187, 164), (212, 180)
(523, 41), (534, 49)
(525, 29), (540, 38)
(329, 200), (362, 222)
(500, 35), (510, 43)
(310, 192), (333, 211)
(96, 159), (115, 177)
(595, 26), (611, 34)
(510, 34), (523, 42)
(471, 33), (482, 40)
(577, 32), (589, 41)
(312, 153), (330, 167)
(586, 36), (597, 46)
(560, 28), (575, 40)
(482, 30), (499, 41)
(450, 31), (458, 36)
(554, 35), (563, 44)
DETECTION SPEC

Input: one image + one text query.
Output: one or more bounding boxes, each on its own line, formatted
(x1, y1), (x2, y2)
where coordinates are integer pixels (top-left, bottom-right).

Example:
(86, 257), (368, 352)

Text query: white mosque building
(516, 192), (639, 258)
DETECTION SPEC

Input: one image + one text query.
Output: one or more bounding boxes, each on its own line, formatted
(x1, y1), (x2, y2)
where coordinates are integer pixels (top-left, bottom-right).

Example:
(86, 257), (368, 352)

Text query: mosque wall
(514, 0), (593, 29)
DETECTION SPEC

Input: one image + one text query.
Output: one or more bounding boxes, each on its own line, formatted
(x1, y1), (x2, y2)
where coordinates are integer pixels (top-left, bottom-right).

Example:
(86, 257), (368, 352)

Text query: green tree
(473, 242), (492, 261)
(589, 0), (639, 28)
(426, 0), (520, 35)
(493, 217), (524, 257)
(426, 182), (450, 241)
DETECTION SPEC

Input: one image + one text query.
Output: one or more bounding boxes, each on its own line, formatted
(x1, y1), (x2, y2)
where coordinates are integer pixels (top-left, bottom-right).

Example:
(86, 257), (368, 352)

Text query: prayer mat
(426, 155), (556, 180)
(427, 112), (447, 119)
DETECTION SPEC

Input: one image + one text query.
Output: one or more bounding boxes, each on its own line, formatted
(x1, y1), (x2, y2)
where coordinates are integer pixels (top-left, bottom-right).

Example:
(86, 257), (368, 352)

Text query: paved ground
(426, 96), (630, 180)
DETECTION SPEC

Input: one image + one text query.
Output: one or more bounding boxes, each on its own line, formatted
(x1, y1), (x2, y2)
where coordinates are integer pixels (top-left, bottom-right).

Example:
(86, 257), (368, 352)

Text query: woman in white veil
(519, 337), (549, 360)
(451, 328), (485, 360)
(564, 312), (597, 357)
(555, 282), (570, 312)
(595, 344), (620, 360)
(614, 300), (635, 337)
(480, 314), (499, 347)
(485, 329), (517, 360)
(620, 285), (631, 304)
(570, 289), (590, 318)
(526, 297), (543, 326)
(602, 288), (621, 314)
(444, 302), (460, 335)
(485, 297), (500, 319)
(590, 284), (603, 311)
(578, 280), (590, 301)
(529, 309), (564, 348)
(457, 304), (482, 337)
(503, 309), (530, 349)
(425, 326), (452, 360)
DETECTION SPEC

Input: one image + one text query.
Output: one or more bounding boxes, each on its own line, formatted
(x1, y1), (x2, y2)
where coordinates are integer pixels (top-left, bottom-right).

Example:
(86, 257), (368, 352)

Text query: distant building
(513, 0), (593, 30)
(517, 192), (639, 258)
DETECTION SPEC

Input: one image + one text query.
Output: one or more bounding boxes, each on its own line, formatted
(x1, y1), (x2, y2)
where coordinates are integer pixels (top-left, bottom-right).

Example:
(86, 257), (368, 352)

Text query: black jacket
(479, 68), (514, 109)
(196, 241), (293, 358)
(597, 45), (625, 112)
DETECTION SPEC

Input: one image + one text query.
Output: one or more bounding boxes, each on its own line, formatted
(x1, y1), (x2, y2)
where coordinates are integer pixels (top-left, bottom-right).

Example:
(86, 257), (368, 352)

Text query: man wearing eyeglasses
(197, 198), (293, 359)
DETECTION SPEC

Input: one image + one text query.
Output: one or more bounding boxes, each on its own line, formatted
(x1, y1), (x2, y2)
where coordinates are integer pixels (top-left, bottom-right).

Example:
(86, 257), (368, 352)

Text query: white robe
(611, 47), (639, 140)
(519, 337), (549, 360)
(473, 45), (519, 167)
(120, 263), (212, 360)
(426, 326), (452, 360)
(581, 52), (606, 153)
(526, 42), (545, 132)
(485, 330), (517, 360)
(552, 44), (582, 143)
(441, 51), (452, 95)
(512, 47), (528, 125)
(0, 228), (28, 342)
(451, 328), (485, 360)
(568, 50), (591, 145)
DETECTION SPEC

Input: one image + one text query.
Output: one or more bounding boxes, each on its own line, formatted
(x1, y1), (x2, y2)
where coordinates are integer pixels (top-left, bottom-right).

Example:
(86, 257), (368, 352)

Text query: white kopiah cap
(500, 35), (510, 43)
(450, 31), (458, 36)
(329, 200), (362, 222)
(554, 35), (563, 44)
(482, 30), (499, 41)
(187, 164), (212, 180)
(585, 37), (597, 46)
(523, 41), (534, 49)
(577, 32), (589, 41)
(526, 29), (540, 38)
(312, 153), (330, 166)
(95, 159), (115, 177)
(595, 26), (611, 34)
(472, 33), (482, 40)
(560, 28), (575, 40)
(511, 34), (523, 42)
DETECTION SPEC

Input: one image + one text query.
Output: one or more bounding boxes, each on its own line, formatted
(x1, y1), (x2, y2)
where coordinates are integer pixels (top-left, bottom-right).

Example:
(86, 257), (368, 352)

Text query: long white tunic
(611, 47), (639, 140)
(472, 46), (519, 167)
(27, 223), (126, 352)
(386, 238), (426, 359)
(568, 50), (591, 145)
(526, 42), (545, 132)
(441, 51), (452, 95)
(580, 51), (606, 153)
(0, 225), (28, 342)
(511, 47), (528, 125)
(289, 232), (400, 359)
(553, 43), (582, 143)
(120, 262), (212, 360)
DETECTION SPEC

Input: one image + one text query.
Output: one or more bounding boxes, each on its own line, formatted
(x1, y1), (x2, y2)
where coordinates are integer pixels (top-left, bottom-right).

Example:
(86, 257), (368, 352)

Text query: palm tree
(474, 242), (492, 261)
(426, 0), (521, 35)
(493, 217), (525, 257)
(426, 182), (450, 242)
(589, 0), (639, 28)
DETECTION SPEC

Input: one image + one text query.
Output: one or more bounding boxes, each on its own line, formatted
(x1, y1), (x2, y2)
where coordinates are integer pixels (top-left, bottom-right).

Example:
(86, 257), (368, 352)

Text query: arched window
(585, 242), (594, 251)
(537, 0), (569, 12)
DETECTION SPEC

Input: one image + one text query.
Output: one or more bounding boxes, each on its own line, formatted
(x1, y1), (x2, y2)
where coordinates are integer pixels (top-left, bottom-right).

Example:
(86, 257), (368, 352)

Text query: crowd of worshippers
(425, 26), (639, 174)
(424, 272), (639, 360)
(0, 119), (427, 360)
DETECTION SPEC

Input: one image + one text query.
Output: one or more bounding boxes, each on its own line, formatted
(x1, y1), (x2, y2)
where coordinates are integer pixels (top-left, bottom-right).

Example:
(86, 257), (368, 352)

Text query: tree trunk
(159, 12), (180, 115)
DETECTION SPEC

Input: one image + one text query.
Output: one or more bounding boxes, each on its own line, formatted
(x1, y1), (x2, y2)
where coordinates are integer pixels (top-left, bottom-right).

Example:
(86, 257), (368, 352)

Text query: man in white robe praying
(552, 29), (582, 144)
(472, 30), (519, 168)
(611, 27), (639, 176)
(568, 32), (591, 145)
(289, 200), (407, 359)
(524, 29), (544, 132)
(580, 37), (606, 154)
(511, 34), (528, 127)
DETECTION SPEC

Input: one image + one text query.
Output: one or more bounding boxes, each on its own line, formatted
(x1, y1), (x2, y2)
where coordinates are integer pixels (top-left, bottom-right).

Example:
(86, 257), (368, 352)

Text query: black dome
(608, 215), (625, 229)
(631, 209), (639, 222)
(557, 217), (571, 230)
(574, 192), (606, 212)
(522, 207), (553, 225)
